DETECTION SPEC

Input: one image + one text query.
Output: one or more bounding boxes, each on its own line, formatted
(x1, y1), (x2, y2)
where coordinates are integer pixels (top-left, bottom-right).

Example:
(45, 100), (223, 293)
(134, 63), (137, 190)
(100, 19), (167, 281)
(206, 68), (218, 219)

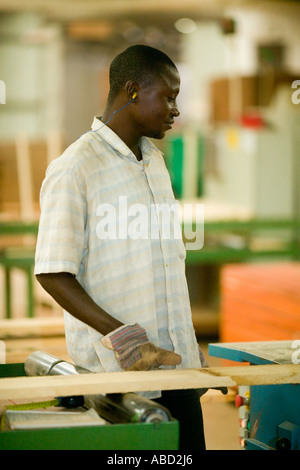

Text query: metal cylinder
(85, 392), (171, 424)
(24, 351), (64, 376)
(25, 351), (171, 424)
(24, 351), (89, 376)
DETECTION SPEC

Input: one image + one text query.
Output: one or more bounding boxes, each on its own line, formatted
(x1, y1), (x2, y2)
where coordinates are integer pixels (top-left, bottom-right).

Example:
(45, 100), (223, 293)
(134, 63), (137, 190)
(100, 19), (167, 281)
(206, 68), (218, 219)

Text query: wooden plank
(3, 337), (70, 364)
(0, 318), (68, 364)
(0, 364), (299, 401)
(0, 317), (65, 339)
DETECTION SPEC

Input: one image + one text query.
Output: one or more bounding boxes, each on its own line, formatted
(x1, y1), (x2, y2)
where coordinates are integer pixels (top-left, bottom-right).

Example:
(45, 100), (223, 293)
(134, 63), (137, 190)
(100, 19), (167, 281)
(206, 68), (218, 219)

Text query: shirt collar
(91, 117), (132, 158)
(91, 117), (163, 167)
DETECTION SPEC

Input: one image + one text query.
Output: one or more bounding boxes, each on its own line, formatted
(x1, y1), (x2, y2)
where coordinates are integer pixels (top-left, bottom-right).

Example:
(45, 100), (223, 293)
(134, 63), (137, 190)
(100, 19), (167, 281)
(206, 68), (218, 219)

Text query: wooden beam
(0, 364), (299, 401)
(0, 318), (69, 364)
(3, 338), (70, 364)
(0, 317), (65, 339)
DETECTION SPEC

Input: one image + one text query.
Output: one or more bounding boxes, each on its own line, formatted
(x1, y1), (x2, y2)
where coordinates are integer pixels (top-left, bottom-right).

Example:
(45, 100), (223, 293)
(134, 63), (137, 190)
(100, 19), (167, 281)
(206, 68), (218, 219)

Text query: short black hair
(108, 45), (177, 101)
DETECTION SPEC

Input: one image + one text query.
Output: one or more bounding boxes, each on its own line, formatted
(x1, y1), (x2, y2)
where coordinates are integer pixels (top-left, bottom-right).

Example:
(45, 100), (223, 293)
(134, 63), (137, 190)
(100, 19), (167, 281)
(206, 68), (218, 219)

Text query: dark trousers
(154, 389), (206, 451)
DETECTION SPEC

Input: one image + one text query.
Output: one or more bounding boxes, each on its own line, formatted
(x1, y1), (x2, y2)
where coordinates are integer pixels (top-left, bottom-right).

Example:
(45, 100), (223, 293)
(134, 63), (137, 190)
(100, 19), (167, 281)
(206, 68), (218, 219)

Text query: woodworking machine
(209, 340), (300, 450)
(0, 352), (178, 450)
(1, 343), (299, 450)
(24, 351), (172, 425)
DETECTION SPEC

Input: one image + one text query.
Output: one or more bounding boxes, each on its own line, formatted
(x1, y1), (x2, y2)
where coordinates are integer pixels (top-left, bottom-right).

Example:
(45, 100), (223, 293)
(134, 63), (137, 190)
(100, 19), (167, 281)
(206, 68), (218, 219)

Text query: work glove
(197, 345), (228, 398)
(101, 322), (182, 371)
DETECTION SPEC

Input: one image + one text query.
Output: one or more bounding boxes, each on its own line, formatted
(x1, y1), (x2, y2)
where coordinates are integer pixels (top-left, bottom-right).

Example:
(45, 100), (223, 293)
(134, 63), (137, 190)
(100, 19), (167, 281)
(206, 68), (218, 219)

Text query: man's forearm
(36, 272), (183, 372)
(36, 272), (123, 335)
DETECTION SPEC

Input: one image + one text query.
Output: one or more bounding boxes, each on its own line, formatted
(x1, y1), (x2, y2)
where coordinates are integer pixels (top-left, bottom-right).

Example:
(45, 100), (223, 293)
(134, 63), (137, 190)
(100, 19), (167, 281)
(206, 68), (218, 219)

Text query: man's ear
(125, 80), (139, 101)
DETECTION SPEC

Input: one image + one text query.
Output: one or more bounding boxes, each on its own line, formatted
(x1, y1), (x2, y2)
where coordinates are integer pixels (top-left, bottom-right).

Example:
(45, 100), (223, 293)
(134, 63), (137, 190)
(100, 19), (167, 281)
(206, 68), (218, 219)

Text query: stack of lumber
(220, 262), (300, 342)
(0, 317), (70, 363)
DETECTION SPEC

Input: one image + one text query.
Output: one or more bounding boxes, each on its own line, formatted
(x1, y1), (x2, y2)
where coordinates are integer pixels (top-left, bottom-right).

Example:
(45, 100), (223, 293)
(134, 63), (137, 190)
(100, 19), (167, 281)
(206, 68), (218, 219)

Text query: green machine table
(0, 363), (179, 450)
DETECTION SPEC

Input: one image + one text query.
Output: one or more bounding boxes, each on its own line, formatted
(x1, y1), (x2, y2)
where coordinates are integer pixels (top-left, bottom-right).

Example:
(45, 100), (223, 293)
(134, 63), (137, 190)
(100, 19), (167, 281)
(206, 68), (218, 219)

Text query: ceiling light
(174, 18), (197, 34)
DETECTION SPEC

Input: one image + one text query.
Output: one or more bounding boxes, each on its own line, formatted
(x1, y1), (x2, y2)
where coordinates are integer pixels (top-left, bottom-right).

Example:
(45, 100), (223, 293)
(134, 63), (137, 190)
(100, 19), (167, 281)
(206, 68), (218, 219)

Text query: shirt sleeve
(34, 161), (86, 276)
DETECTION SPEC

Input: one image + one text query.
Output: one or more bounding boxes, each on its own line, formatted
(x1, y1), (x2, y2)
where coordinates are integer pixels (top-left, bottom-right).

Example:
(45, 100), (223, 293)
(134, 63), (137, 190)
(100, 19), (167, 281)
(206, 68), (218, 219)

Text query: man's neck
(102, 106), (143, 161)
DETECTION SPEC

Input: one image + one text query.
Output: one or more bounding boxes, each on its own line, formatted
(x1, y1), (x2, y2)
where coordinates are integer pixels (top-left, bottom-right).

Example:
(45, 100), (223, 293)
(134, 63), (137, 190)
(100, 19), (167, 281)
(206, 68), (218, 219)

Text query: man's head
(107, 45), (180, 139)
(108, 45), (178, 102)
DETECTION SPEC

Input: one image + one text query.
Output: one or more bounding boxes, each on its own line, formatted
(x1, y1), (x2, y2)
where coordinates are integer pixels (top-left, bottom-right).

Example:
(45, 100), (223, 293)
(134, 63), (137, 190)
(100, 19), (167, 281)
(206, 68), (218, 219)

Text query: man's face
(133, 66), (180, 139)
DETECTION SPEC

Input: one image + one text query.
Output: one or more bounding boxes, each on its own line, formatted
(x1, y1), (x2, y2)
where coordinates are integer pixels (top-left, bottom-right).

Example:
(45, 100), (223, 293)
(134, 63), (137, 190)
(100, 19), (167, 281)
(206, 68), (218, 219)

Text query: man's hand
(101, 322), (182, 371)
(126, 342), (182, 371)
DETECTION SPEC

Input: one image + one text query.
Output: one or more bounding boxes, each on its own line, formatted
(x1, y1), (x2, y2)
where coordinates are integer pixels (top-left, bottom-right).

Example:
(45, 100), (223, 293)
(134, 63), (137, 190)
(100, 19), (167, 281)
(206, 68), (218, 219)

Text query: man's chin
(148, 129), (166, 140)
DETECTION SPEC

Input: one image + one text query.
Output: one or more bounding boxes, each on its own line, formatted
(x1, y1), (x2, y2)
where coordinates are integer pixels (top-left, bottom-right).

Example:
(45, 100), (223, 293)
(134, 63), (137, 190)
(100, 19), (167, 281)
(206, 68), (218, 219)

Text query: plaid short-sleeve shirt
(35, 118), (202, 397)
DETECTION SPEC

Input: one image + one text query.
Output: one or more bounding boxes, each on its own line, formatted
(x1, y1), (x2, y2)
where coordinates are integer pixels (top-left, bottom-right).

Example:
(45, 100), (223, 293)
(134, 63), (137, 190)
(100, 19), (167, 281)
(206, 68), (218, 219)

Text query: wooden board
(3, 337), (70, 364)
(0, 317), (70, 364)
(0, 364), (299, 401)
(0, 317), (65, 339)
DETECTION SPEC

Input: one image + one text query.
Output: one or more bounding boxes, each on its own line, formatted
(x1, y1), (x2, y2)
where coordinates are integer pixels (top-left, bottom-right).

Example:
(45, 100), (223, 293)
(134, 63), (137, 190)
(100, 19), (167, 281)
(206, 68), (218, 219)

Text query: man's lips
(165, 121), (174, 129)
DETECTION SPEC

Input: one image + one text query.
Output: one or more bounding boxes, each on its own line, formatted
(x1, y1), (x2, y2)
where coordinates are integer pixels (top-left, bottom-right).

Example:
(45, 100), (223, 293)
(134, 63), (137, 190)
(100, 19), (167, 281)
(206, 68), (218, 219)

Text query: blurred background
(0, 0), (300, 449)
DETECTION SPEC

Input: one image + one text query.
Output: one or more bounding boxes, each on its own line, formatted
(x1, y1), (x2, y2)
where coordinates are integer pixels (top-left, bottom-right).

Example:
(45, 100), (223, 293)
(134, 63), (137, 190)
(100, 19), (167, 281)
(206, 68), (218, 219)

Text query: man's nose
(172, 103), (180, 117)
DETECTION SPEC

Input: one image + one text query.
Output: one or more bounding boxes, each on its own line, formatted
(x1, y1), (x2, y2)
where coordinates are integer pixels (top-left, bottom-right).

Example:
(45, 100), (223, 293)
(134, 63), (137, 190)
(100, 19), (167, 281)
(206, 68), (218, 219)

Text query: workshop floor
(0, 270), (241, 450)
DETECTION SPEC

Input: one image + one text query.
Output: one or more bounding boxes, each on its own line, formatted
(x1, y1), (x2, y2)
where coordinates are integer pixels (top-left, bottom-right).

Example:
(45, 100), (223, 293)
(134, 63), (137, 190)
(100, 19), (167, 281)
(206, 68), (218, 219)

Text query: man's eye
(168, 97), (175, 102)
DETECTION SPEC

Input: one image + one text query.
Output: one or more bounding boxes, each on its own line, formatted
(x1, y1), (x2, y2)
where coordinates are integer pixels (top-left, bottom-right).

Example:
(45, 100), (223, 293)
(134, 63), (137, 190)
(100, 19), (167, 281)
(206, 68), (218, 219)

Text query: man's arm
(36, 272), (123, 335)
(36, 272), (182, 371)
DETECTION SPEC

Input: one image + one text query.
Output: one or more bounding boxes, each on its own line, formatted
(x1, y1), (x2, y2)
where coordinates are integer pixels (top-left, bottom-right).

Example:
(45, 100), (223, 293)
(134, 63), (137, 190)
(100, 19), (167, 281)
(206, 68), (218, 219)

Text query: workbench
(1, 344), (300, 450)
(209, 340), (300, 450)
(0, 363), (179, 451)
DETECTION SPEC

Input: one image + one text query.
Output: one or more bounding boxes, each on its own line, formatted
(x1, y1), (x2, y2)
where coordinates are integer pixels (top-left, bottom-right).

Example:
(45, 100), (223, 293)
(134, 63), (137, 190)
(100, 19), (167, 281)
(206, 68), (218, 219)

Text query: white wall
(226, 5), (300, 75)
(180, 4), (300, 125)
(0, 12), (64, 140)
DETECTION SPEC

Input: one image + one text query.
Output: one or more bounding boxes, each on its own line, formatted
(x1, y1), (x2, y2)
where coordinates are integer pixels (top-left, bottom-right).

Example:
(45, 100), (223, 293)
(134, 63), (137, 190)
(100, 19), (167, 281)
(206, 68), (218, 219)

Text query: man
(35, 45), (206, 450)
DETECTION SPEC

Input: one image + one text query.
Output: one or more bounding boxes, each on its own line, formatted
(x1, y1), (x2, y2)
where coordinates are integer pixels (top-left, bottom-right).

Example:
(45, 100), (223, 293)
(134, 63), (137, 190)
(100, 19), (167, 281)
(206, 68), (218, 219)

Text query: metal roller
(25, 351), (89, 376)
(25, 351), (171, 424)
